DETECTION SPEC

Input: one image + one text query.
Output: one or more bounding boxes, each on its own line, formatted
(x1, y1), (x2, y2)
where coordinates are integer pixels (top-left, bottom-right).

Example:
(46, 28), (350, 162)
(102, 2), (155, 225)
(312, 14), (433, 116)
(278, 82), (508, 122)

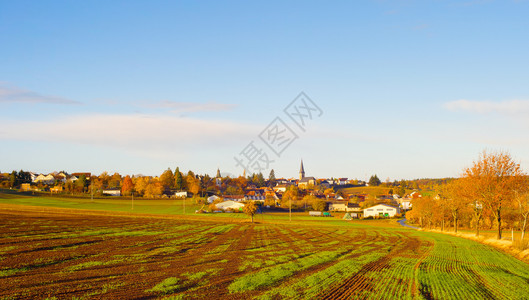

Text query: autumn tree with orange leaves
(441, 179), (472, 234)
(515, 186), (529, 241)
(461, 151), (526, 240)
(121, 175), (134, 196)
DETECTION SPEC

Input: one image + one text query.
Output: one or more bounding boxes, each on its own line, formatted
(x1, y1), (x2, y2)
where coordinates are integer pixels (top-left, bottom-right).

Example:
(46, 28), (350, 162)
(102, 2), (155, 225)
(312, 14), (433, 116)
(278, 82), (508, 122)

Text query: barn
(363, 204), (400, 218)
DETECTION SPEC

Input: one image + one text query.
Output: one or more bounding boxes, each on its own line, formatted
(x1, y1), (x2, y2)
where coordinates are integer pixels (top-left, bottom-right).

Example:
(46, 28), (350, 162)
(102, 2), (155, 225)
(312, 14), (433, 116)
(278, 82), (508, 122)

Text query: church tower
(299, 160), (305, 180)
(215, 168), (222, 187)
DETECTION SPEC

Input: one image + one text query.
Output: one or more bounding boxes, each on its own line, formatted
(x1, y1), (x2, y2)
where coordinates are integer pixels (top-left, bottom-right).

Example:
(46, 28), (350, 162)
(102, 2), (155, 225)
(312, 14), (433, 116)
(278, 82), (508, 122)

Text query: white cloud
(0, 83), (80, 104)
(443, 99), (529, 115)
(141, 100), (237, 113)
(0, 114), (258, 150)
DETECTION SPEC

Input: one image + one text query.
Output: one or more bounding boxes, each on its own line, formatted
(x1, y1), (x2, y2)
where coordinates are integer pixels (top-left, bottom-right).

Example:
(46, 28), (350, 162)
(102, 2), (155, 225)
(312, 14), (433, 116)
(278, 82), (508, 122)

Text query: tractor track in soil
(318, 232), (429, 300)
(3, 204), (522, 300)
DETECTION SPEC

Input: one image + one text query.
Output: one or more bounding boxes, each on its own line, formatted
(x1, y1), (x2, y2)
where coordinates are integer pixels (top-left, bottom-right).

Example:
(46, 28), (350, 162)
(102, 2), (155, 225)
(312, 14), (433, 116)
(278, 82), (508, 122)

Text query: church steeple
(299, 159), (305, 180)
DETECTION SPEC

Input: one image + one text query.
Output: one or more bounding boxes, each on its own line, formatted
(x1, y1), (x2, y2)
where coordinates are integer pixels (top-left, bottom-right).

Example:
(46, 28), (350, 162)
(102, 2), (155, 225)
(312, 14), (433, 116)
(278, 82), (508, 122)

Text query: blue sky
(1, 0), (529, 180)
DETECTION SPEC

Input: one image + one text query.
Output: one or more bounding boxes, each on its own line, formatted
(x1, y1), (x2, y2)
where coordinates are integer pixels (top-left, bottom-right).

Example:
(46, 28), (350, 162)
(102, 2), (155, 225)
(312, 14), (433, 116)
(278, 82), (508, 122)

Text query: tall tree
(441, 180), (467, 234)
(17, 170), (32, 185)
(174, 167), (184, 190)
(144, 181), (163, 198)
(75, 175), (87, 193)
(515, 190), (529, 241)
(9, 171), (16, 188)
(269, 169), (276, 186)
(256, 172), (265, 187)
(186, 173), (200, 196)
(369, 175), (381, 186)
(159, 168), (175, 190)
(462, 151), (525, 239)
(456, 177), (484, 236)
(282, 186), (299, 207)
(122, 175), (134, 196)
(108, 173), (122, 188)
(133, 177), (150, 196)
(200, 174), (212, 196)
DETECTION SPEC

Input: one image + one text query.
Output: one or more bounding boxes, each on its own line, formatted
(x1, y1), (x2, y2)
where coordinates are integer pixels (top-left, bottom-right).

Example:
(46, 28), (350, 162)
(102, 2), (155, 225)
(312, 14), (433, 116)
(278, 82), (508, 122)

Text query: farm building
(215, 201), (245, 211)
(328, 201), (361, 212)
(103, 188), (121, 196)
(363, 204), (400, 218)
(175, 191), (188, 198)
(207, 195), (220, 203)
(223, 195), (245, 202)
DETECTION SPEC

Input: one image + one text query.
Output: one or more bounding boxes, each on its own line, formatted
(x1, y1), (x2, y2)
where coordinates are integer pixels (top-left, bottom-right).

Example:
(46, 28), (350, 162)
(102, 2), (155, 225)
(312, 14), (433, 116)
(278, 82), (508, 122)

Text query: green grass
(0, 190), (395, 225)
(146, 277), (181, 294)
(0, 190), (202, 215)
(228, 250), (347, 293)
(413, 231), (529, 300)
(183, 271), (208, 281)
(0, 267), (29, 277)
(66, 261), (106, 272)
(258, 250), (387, 299)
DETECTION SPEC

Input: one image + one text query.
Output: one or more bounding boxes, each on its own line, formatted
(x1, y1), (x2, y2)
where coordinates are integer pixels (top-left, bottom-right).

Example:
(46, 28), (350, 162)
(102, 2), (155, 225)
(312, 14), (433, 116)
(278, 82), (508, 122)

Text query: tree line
(0, 168), (279, 199)
(407, 151), (529, 242)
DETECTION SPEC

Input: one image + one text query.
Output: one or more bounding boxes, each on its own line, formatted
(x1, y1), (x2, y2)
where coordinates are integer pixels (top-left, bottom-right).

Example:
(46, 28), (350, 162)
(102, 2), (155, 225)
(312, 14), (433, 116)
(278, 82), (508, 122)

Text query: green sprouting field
(0, 191), (529, 299)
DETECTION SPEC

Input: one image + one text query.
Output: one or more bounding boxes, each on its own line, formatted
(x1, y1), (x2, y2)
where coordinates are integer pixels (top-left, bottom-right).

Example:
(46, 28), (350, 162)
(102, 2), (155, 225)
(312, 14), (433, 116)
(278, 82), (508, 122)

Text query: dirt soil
(0, 204), (430, 299)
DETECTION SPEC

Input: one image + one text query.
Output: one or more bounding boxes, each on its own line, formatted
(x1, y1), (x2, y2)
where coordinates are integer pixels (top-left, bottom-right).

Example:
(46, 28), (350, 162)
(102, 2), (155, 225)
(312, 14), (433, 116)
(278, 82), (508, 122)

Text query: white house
(298, 176), (316, 188)
(175, 191), (188, 198)
(273, 184), (288, 193)
(328, 202), (361, 212)
(67, 175), (78, 182)
(337, 178), (348, 185)
(207, 195), (220, 203)
(215, 201), (245, 211)
(33, 174), (56, 185)
(245, 195), (265, 202)
(363, 204), (401, 218)
(103, 188), (121, 196)
(400, 200), (412, 210)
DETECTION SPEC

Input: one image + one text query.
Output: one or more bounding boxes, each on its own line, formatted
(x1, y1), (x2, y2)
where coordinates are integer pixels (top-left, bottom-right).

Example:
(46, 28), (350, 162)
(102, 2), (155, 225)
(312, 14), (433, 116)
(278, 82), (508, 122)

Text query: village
(0, 160), (420, 219)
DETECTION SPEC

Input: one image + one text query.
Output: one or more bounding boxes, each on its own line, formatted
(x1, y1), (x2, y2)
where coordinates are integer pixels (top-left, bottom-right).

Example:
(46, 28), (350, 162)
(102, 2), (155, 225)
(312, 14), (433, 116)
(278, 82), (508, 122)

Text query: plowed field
(1, 205), (529, 299)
